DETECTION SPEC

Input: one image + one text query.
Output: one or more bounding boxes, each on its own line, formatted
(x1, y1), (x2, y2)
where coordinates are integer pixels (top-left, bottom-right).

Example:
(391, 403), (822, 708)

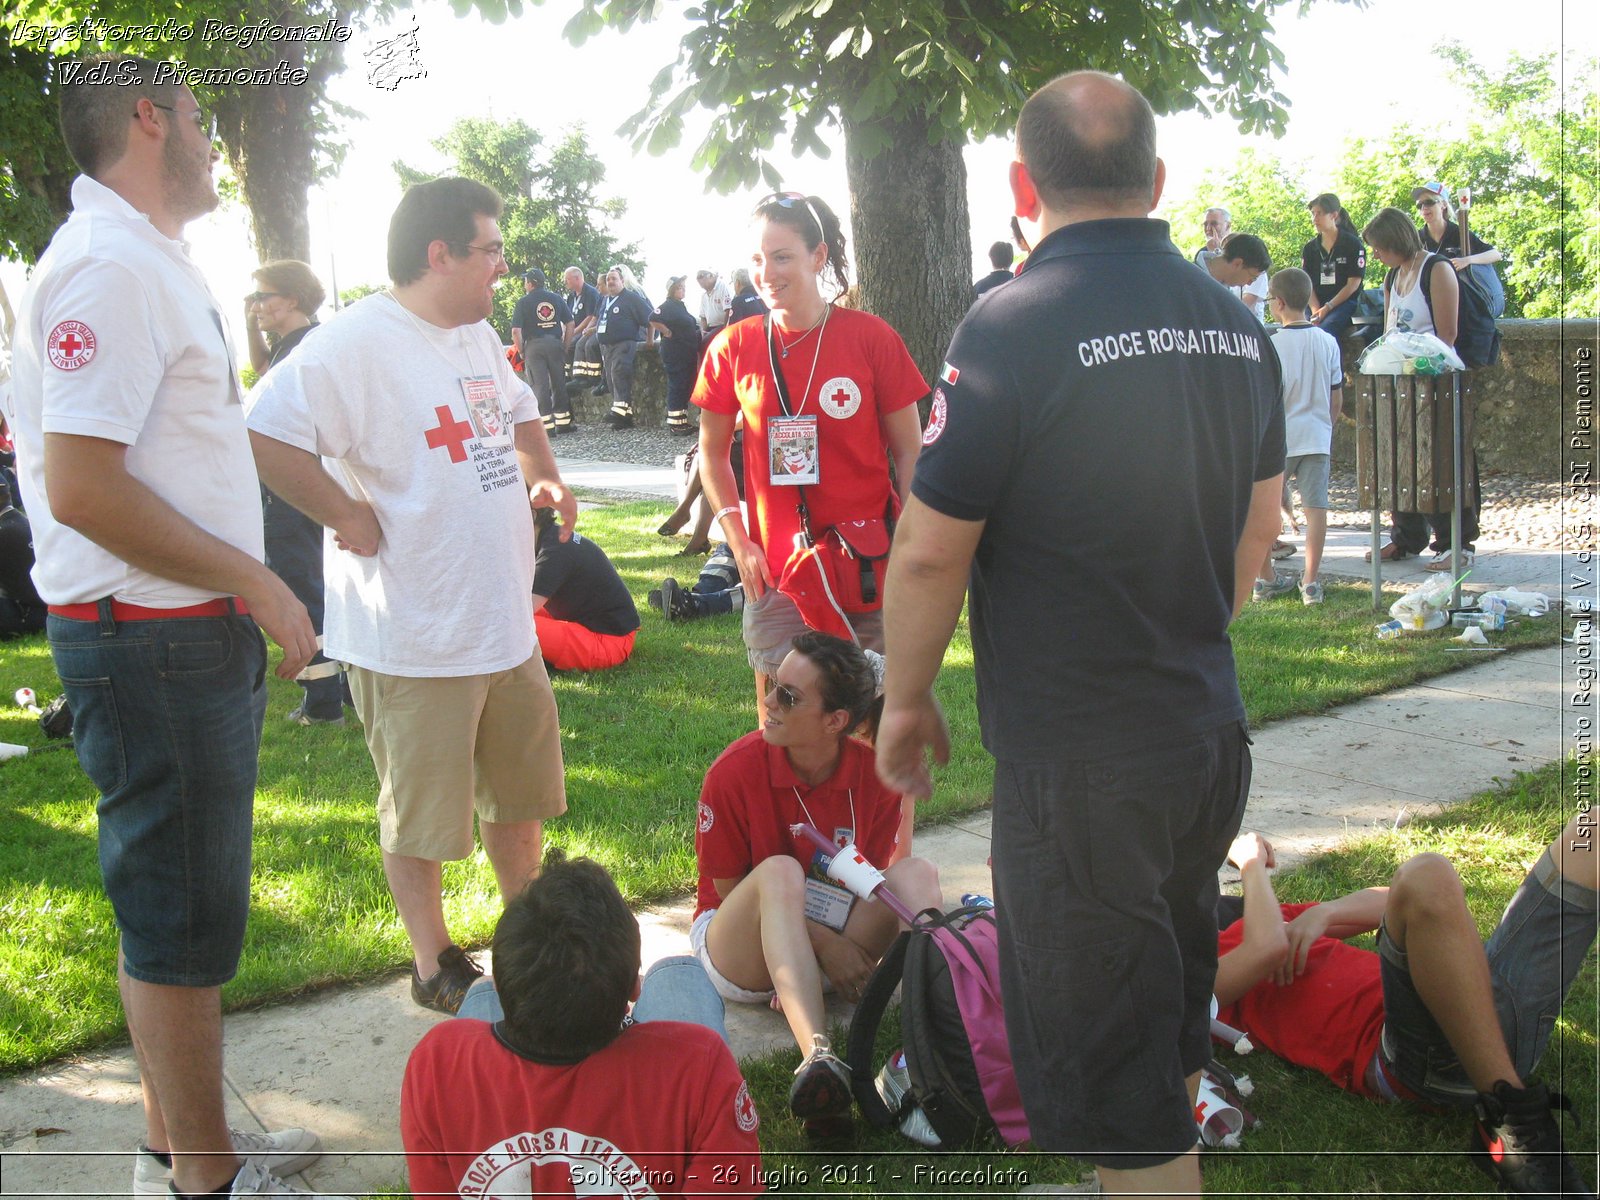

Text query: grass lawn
(0, 499), (1567, 1071)
(734, 759), (1597, 1196)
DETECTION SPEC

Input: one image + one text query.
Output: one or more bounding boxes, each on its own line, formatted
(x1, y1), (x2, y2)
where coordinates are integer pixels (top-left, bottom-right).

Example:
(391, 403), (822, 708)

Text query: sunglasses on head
(755, 191), (826, 241)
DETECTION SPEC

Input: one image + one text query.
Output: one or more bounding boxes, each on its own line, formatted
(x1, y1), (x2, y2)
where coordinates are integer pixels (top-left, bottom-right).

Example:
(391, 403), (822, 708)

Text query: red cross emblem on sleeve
(423, 404), (475, 462)
(46, 321), (97, 371)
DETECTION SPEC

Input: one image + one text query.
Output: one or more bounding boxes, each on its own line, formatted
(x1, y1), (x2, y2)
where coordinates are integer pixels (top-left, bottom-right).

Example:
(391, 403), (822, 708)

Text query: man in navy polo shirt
(877, 71), (1284, 1197)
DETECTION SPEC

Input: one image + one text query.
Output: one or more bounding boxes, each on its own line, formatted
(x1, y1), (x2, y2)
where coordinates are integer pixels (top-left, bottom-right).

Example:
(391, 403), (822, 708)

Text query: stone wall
(569, 320), (1594, 466)
(1333, 319), (1593, 481)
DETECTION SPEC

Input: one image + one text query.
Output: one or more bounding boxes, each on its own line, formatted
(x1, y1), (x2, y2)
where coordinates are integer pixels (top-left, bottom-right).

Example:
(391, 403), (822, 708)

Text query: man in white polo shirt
(696, 269), (733, 346)
(247, 177), (576, 1020)
(4, 53), (336, 1199)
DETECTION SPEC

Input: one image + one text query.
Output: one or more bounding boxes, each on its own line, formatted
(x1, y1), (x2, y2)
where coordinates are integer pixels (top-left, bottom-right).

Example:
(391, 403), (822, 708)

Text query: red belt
(48, 597), (249, 621)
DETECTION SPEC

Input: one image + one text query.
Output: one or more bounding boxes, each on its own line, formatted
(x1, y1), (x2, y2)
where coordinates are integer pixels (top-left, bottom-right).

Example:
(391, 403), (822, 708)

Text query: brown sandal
(1363, 542), (1411, 563)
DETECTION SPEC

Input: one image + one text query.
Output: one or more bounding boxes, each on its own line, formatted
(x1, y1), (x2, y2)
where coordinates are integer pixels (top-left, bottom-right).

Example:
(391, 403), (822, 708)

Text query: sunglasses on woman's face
(768, 681), (804, 710)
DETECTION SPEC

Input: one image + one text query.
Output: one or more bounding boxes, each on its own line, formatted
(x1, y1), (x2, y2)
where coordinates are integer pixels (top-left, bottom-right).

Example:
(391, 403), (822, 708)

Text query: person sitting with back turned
(532, 507), (640, 672)
(693, 632), (942, 1136)
(1215, 826), (1596, 1197)
(402, 850), (764, 1198)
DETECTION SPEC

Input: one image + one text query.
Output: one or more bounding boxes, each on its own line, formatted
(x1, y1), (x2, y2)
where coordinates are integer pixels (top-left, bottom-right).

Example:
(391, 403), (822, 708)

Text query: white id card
(768, 414), (819, 486)
(804, 875), (856, 932)
(459, 376), (511, 445)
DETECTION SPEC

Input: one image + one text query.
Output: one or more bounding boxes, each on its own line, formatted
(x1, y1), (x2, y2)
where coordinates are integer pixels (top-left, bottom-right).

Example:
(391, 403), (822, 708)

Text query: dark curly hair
(790, 630), (882, 740)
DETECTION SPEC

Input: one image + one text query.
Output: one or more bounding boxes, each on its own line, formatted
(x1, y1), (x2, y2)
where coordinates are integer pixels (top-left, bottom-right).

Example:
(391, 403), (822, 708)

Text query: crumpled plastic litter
(1358, 330), (1465, 375)
(1454, 625), (1489, 645)
(1390, 574), (1456, 629)
(1479, 588), (1550, 617)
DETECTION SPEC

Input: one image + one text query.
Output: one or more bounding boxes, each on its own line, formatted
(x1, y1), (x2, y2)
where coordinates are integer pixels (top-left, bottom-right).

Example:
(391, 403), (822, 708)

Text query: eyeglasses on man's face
(144, 101), (218, 143)
(458, 242), (507, 264)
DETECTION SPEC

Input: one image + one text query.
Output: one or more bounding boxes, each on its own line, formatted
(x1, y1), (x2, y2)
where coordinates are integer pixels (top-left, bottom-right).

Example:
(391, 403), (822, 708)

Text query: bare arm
(1213, 832), (1290, 1007)
(876, 497), (984, 799)
(1276, 885), (1389, 985)
(243, 302), (269, 374)
(249, 431), (380, 556)
(1428, 259), (1460, 347)
(1315, 276), (1362, 319)
(698, 409), (771, 598)
(1330, 383), (1344, 426)
(512, 326), (524, 355)
(1233, 474), (1285, 619)
(513, 419), (576, 540)
(881, 404), (923, 506)
(1451, 248), (1502, 269)
(45, 432), (316, 678)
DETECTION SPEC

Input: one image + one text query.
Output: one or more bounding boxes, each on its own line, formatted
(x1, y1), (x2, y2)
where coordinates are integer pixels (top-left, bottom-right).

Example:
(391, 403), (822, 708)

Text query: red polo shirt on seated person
(694, 730), (902, 918)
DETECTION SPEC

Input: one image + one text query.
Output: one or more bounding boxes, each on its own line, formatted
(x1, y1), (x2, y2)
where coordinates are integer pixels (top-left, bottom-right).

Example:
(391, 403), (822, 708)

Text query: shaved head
(1017, 71), (1157, 211)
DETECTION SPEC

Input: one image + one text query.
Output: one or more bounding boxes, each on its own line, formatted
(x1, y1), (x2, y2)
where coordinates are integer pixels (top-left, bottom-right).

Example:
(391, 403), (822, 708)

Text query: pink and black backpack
(846, 905), (1031, 1148)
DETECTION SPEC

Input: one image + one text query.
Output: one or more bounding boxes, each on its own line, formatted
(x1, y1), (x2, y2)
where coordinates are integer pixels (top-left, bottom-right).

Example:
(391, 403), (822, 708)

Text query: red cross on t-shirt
(57, 332), (84, 358)
(423, 405), (475, 462)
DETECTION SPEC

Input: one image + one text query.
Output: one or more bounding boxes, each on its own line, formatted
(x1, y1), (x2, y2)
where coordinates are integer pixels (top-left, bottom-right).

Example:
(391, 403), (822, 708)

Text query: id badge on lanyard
(460, 376), (511, 446)
(768, 414), (819, 486)
(804, 863), (856, 932)
(1321, 254), (1338, 287)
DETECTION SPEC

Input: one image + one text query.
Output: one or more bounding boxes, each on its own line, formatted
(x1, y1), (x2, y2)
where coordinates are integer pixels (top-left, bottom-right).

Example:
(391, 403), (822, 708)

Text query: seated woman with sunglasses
(692, 193), (926, 755)
(692, 632), (942, 1134)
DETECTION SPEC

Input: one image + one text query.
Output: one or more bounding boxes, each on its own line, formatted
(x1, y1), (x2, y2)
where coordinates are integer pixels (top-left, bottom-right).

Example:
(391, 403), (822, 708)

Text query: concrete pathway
(0, 456), (1584, 1198)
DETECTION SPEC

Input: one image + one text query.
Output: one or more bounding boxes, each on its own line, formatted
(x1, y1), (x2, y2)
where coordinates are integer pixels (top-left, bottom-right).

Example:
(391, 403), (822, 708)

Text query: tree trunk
(843, 112), (972, 410)
(214, 35), (344, 264)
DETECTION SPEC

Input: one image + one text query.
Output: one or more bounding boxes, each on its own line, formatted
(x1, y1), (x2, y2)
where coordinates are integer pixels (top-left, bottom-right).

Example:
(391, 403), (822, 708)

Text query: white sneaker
(133, 1127), (322, 1195)
(223, 1158), (355, 1197)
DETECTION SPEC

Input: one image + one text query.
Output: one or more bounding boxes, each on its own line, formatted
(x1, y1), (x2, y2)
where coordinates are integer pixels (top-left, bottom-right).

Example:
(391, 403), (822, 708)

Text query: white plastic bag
(1389, 575), (1456, 630)
(1358, 330), (1465, 375)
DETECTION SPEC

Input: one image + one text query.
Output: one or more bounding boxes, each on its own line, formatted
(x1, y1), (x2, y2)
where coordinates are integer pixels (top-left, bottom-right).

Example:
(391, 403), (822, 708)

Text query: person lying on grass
(692, 631), (943, 1136)
(1215, 827), (1596, 1197)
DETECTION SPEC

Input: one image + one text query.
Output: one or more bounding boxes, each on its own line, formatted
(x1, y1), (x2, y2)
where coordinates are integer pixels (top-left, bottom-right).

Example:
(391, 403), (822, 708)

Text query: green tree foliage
(1165, 147), (1319, 285)
(554, 0), (1320, 387)
(396, 117), (641, 338)
(1165, 46), (1598, 320)
(0, 39), (76, 263)
(2, 2), (381, 264)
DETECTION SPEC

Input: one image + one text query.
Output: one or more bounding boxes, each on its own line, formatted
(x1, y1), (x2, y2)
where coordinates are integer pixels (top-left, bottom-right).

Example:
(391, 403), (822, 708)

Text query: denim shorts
(1377, 848), (1599, 1107)
(990, 720), (1252, 1168)
(48, 608), (267, 987)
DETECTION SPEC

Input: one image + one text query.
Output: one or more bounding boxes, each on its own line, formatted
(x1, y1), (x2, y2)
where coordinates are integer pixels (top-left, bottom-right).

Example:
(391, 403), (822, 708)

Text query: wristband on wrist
(713, 505), (741, 523)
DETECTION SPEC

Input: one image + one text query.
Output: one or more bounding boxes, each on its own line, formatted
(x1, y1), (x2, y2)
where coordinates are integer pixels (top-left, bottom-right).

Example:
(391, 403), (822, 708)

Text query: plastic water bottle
(0, 743), (29, 762)
(1375, 619), (1406, 639)
(875, 1049), (942, 1147)
(960, 893), (995, 910)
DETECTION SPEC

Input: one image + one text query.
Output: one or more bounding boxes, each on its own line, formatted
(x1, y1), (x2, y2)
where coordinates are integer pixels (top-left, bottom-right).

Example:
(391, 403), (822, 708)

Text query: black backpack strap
(847, 928), (912, 1129)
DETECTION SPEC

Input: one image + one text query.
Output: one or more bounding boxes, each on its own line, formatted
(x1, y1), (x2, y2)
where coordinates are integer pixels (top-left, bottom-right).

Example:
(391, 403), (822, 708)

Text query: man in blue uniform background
(877, 70), (1284, 1198)
(512, 269), (574, 433)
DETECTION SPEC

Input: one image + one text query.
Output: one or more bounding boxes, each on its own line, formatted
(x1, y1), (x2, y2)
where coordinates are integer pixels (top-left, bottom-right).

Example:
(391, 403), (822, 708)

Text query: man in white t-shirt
(1253, 268), (1343, 606)
(4, 53), (331, 1199)
(247, 177), (577, 1017)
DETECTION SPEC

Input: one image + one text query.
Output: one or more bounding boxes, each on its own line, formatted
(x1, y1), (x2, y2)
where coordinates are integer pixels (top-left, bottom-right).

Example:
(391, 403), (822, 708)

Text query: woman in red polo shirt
(690, 632), (942, 1135)
(691, 192), (927, 713)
